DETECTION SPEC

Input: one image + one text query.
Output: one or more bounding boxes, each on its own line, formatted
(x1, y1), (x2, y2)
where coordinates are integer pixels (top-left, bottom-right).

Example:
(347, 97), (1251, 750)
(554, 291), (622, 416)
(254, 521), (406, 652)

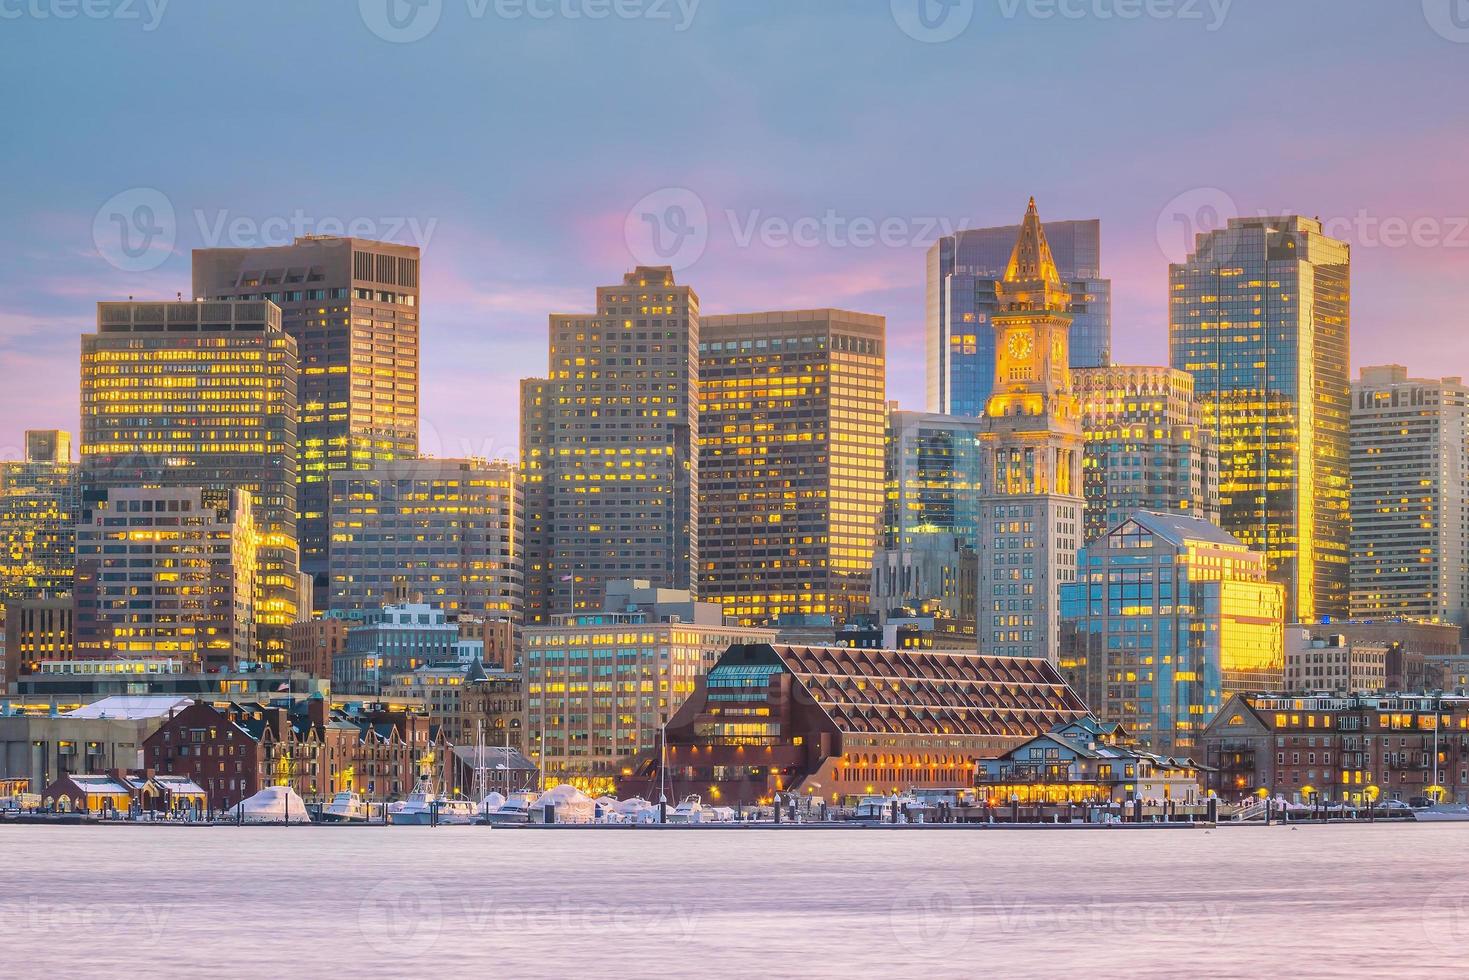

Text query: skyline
(4, 2), (1469, 459)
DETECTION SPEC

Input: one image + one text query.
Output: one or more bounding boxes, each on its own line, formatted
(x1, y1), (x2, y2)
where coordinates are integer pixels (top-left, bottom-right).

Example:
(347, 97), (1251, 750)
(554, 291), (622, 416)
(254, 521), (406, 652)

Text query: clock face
(1006, 330), (1034, 360)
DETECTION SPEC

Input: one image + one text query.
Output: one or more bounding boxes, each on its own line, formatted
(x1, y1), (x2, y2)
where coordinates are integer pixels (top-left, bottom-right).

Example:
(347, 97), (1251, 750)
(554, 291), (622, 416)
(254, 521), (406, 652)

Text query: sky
(2, 0), (1468, 462)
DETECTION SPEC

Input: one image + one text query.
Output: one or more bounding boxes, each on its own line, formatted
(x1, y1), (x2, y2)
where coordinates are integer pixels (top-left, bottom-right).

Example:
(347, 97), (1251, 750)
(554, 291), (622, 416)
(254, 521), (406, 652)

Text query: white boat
(530, 784), (596, 824)
(667, 794), (706, 824)
(854, 795), (889, 820)
(390, 777), (477, 825)
(320, 791), (370, 823)
(226, 785), (311, 824)
(1413, 803), (1469, 822)
(483, 790), (539, 825)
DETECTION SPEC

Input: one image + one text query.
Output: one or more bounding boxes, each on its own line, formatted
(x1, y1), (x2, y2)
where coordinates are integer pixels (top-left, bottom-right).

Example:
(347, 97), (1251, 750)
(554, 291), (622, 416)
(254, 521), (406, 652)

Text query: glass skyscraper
(927, 218), (1110, 416)
(1169, 215), (1350, 624)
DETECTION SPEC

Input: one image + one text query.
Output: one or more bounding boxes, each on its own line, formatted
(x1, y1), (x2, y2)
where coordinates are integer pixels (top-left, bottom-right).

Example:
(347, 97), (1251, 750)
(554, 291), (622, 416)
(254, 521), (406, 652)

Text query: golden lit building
(1073, 365), (1219, 543)
(0, 430), (79, 604)
(82, 301), (298, 663)
(698, 309), (886, 627)
(73, 486), (258, 670)
(1169, 215), (1350, 623)
(1060, 510), (1285, 756)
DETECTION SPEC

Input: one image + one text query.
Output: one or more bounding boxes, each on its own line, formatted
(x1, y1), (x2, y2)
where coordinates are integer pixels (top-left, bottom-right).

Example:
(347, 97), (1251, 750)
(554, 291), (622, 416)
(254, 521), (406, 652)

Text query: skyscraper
(0, 430), (79, 604)
(698, 309), (886, 627)
(328, 457), (521, 621)
(927, 217), (1109, 416)
(519, 267), (699, 625)
(1349, 365), (1469, 636)
(192, 237), (421, 604)
(976, 200), (1085, 661)
(81, 300), (298, 662)
(1169, 215), (1350, 624)
(1074, 365), (1219, 543)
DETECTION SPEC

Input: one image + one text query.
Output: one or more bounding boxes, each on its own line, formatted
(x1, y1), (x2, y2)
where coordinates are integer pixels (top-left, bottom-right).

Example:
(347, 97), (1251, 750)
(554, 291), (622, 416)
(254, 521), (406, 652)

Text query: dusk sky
(3, 0), (1467, 462)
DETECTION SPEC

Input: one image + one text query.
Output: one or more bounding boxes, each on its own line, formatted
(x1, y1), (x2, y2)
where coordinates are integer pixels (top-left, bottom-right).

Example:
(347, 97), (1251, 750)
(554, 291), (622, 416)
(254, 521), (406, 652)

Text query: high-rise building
(698, 309), (886, 627)
(328, 457), (521, 621)
(0, 430), (79, 604)
(519, 267), (700, 625)
(192, 237), (421, 604)
(870, 408), (984, 622)
(1169, 215), (1350, 623)
(1060, 511), (1285, 756)
(927, 217), (1109, 416)
(74, 487), (258, 670)
(1349, 365), (1469, 636)
(976, 200), (1086, 661)
(81, 300), (299, 663)
(1074, 365), (1219, 543)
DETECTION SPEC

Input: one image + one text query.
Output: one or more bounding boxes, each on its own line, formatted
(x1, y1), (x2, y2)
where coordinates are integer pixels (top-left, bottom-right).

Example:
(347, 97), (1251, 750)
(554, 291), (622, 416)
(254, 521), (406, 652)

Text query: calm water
(3, 823), (1467, 978)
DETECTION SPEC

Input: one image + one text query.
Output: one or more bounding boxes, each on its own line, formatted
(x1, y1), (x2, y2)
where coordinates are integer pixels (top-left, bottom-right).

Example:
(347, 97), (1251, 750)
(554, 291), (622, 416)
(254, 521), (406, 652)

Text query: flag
(560, 575), (574, 582)
(277, 682), (290, 692)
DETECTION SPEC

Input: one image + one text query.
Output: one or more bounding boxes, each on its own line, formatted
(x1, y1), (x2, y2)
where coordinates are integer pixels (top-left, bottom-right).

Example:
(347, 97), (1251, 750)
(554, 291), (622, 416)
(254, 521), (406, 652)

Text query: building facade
(927, 217), (1110, 416)
(1169, 215), (1351, 623)
(0, 429), (79, 604)
(82, 301), (299, 663)
(698, 309), (886, 627)
(328, 457), (520, 620)
(976, 200), (1085, 661)
(1349, 365), (1469, 635)
(288, 613), (356, 680)
(2, 596), (73, 687)
(334, 601), (460, 695)
(1060, 510), (1285, 755)
(520, 267), (700, 625)
(192, 237), (421, 605)
(73, 487), (258, 670)
(1073, 365), (1219, 543)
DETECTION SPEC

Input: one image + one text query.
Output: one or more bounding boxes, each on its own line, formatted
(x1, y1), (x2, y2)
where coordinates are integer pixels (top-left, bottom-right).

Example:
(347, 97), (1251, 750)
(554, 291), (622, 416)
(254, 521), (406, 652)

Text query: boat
(320, 791), (370, 823)
(226, 785), (311, 824)
(854, 795), (889, 820)
(667, 794), (706, 824)
(1412, 803), (1469, 822)
(483, 789), (538, 825)
(389, 777), (477, 825)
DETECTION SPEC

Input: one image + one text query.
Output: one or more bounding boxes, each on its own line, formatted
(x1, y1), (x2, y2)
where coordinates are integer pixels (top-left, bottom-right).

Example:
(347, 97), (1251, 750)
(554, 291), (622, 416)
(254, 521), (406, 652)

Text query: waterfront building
(192, 238), (421, 606)
(1169, 215), (1351, 623)
(383, 658), (524, 750)
(1202, 692), (1469, 804)
(520, 267), (700, 625)
(327, 457), (520, 621)
(288, 612), (357, 680)
(975, 717), (1202, 804)
(73, 487), (258, 670)
(82, 301), (299, 663)
(927, 217), (1110, 416)
(334, 600), (459, 695)
(1349, 365), (1469, 634)
(1073, 365), (1219, 543)
(618, 641), (1090, 805)
(2, 661), (319, 713)
(1059, 510), (1284, 755)
(0, 429), (80, 604)
(523, 580), (774, 794)
(698, 309), (886, 626)
(2, 595), (73, 688)
(1285, 628), (1389, 695)
(0, 695), (191, 793)
(976, 200), (1085, 661)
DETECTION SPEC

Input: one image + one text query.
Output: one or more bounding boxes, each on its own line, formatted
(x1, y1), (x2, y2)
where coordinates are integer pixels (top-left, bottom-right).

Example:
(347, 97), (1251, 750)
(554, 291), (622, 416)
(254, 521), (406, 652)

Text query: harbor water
(3, 823), (1466, 978)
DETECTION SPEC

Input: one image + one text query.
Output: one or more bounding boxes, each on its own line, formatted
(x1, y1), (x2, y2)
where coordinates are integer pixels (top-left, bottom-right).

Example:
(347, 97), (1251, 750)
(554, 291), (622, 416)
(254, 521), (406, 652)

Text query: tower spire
(1004, 197), (1061, 285)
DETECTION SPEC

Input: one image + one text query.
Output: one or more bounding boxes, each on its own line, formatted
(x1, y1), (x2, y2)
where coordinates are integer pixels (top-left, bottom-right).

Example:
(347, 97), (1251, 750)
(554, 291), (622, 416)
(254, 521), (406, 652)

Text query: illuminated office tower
(81, 300), (298, 663)
(0, 430), (79, 603)
(328, 457), (521, 621)
(74, 486), (257, 669)
(1073, 365), (1219, 543)
(698, 309), (886, 627)
(519, 267), (700, 625)
(976, 200), (1085, 662)
(927, 216), (1109, 416)
(1169, 215), (1350, 623)
(870, 408), (984, 621)
(192, 237), (420, 603)
(1350, 365), (1469, 634)
(1059, 511), (1284, 755)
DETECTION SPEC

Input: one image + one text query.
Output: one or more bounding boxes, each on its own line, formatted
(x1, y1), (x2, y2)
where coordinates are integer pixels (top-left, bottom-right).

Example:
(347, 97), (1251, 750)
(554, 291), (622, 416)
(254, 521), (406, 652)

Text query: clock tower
(978, 199), (1084, 662)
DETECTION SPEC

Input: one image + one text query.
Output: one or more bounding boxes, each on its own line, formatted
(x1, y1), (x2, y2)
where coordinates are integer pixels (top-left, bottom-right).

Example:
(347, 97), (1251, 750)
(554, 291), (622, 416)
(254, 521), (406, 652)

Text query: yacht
(1412, 803), (1469, 822)
(667, 794), (706, 824)
(320, 791), (370, 823)
(390, 778), (478, 825)
(483, 790), (538, 825)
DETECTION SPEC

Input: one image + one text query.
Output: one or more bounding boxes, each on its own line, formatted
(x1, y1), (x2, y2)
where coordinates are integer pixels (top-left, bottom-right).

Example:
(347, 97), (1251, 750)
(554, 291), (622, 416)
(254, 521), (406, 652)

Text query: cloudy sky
(2, 0), (1467, 461)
